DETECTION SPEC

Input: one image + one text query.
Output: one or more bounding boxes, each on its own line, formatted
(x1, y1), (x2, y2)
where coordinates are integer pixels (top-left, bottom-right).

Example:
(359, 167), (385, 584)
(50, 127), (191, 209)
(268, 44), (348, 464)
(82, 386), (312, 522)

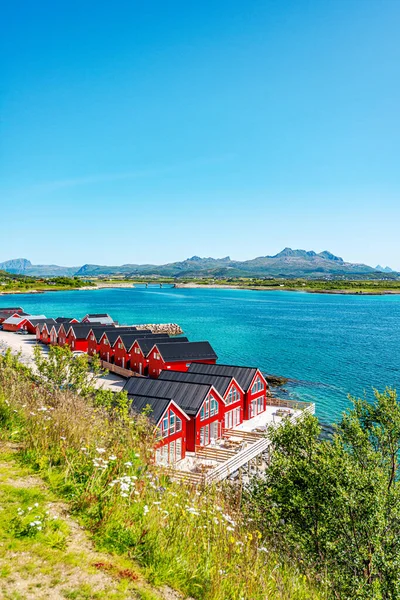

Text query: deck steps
(224, 430), (264, 443)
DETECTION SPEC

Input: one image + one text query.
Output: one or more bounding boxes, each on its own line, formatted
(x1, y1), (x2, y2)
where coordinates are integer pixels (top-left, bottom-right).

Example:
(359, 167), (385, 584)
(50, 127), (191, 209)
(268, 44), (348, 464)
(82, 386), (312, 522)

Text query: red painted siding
(3, 319), (28, 332)
(129, 341), (146, 375)
(188, 388), (224, 452)
(154, 403), (187, 463)
(97, 334), (114, 363)
(222, 380), (243, 430)
(66, 332), (89, 352)
(148, 351), (217, 379)
(244, 371), (268, 420)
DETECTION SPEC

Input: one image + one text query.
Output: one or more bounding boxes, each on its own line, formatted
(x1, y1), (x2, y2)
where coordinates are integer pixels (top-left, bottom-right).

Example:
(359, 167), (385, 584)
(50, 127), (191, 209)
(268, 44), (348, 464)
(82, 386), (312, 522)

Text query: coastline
(174, 283), (400, 295)
(2, 282), (400, 296)
(0, 283), (135, 296)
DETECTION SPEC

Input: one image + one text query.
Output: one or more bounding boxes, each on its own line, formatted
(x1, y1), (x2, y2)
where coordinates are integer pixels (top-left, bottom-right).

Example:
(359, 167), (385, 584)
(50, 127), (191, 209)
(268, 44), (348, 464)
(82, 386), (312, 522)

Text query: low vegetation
(0, 270), (93, 292)
(244, 389), (400, 598)
(0, 348), (320, 600)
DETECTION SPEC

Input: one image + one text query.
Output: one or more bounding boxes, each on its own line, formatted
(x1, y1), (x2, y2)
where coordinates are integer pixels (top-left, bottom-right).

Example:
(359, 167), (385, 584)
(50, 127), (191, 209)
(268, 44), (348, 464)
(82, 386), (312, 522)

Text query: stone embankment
(133, 323), (184, 335)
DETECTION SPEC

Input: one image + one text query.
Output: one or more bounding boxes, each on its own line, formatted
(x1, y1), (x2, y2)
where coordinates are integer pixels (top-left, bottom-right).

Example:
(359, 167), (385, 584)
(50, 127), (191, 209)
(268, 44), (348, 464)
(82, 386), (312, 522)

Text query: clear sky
(1, 0), (400, 268)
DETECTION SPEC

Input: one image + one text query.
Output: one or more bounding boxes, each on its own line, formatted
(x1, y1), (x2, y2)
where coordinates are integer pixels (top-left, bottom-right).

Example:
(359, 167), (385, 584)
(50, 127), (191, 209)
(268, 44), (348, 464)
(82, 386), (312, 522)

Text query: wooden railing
(204, 404), (315, 484)
(100, 360), (144, 379)
(266, 396), (315, 412)
(204, 436), (272, 484)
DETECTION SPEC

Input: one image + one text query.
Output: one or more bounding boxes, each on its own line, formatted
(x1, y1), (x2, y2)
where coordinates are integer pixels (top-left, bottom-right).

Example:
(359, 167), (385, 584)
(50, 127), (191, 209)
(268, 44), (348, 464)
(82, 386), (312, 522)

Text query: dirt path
(0, 442), (185, 600)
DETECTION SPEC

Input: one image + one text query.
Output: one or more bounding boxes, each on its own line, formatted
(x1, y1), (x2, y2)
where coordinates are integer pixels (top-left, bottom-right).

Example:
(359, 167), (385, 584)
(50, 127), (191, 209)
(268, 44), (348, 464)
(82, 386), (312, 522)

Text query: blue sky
(1, 0), (400, 268)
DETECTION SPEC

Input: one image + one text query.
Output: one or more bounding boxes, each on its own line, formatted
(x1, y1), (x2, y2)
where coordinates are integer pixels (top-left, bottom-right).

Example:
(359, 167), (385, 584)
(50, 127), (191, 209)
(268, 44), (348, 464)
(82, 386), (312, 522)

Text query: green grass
(0, 357), (324, 600)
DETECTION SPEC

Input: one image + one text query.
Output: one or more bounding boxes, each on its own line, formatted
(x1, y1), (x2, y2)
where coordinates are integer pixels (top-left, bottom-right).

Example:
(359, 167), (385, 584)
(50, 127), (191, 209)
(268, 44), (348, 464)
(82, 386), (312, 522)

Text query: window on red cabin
(160, 409), (182, 438)
(226, 385), (239, 405)
(251, 376), (264, 394)
(200, 395), (218, 420)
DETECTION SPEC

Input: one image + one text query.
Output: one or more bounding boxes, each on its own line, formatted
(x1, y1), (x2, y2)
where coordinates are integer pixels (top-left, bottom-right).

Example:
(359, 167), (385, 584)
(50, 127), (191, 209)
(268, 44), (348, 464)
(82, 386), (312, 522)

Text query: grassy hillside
(0, 350), (322, 600)
(0, 270), (92, 293)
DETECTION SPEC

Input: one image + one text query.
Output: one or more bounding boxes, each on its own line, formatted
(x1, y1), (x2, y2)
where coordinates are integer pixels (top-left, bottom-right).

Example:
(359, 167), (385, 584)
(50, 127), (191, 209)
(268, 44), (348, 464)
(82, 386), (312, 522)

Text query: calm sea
(1, 286), (399, 422)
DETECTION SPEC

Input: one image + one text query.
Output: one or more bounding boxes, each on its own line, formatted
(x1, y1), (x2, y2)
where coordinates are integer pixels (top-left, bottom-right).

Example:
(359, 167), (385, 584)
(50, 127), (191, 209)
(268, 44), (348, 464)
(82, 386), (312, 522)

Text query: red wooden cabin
(129, 396), (189, 464)
(0, 307), (24, 324)
(188, 363), (268, 421)
(123, 377), (225, 452)
(147, 341), (217, 378)
(3, 315), (46, 332)
(158, 370), (244, 430)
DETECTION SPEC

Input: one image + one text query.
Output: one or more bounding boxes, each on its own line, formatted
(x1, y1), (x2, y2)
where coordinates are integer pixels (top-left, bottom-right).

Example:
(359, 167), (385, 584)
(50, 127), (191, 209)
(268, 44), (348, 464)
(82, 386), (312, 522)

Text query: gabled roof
(124, 377), (220, 416)
(151, 341), (217, 363)
(35, 319), (58, 332)
(136, 336), (188, 355)
(3, 314), (46, 326)
(65, 323), (116, 339)
(188, 363), (262, 392)
(99, 328), (153, 346)
(50, 323), (66, 335)
(158, 370), (242, 396)
(82, 313), (114, 324)
(112, 332), (164, 350)
(0, 310), (26, 320)
(55, 317), (78, 324)
(0, 307), (23, 312)
(129, 395), (189, 425)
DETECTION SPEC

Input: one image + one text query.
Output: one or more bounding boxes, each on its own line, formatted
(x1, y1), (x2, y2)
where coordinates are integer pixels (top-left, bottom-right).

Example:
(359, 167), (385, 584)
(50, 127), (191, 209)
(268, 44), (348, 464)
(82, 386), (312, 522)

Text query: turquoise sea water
(1, 287), (399, 422)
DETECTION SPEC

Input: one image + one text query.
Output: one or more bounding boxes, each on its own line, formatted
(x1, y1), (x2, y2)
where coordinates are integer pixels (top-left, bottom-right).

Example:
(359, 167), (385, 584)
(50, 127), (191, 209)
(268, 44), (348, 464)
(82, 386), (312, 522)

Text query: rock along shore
(132, 323), (184, 335)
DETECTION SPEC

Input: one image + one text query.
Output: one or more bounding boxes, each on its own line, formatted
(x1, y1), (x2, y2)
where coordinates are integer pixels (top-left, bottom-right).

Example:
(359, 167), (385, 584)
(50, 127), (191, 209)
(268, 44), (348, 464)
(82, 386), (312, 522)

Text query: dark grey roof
(50, 322), (65, 334)
(124, 378), (214, 416)
(101, 329), (160, 346)
(136, 336), (188, 355)
(188, 363), (259, 392)
(159, 370), (235, 396)
(37, 319), (58, 331)
(129, 395), (174, 425)
(66, 323), (116, 339)
(153, 341), (217, 363)
(31, 318), (57, 329)
(0, 307), (23, 312)
(55, 317), (78, 323)
(112, 332), (171, 350)
(83, 313), (111, 318)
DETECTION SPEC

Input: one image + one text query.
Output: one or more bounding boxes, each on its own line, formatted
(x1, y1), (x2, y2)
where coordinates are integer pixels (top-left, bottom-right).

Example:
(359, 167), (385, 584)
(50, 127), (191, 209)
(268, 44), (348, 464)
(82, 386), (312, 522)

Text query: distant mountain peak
(267, 248), (344, 263)
(0, 258), (32, 272)
(270, 248), (317, 259)
(376, 265), (394, 273)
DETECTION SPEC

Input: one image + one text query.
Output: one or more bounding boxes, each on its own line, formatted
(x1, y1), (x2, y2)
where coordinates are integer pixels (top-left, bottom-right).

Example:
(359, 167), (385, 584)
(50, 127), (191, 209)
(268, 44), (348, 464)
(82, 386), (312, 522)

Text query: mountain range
(0, 249), (397, 279)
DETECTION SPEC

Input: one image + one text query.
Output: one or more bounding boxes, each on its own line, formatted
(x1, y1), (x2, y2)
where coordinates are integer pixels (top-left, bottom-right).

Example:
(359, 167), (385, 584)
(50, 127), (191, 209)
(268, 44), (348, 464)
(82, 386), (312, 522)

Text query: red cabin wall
(148, 353), (217, 379)
(67, 334), (88, 352)
(3, 320), (28, 332)
(154, 404), (187, 462)
(190, 389), (224, 452)
(113, 341), (129, 368)
(243, 371), (269, 420)
(222, 381), (244, 430)
(25, 321), (39, 334)
(41, 330), (51, 344)
(87, 334), (98, 356)
(129, 342), (146, 374)
(97, 336), (114, 362)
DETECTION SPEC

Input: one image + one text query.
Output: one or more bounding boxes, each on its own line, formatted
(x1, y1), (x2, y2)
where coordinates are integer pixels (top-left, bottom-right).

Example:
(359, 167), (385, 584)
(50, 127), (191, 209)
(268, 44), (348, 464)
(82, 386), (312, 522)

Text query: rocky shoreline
(132, 323), (184, 335)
